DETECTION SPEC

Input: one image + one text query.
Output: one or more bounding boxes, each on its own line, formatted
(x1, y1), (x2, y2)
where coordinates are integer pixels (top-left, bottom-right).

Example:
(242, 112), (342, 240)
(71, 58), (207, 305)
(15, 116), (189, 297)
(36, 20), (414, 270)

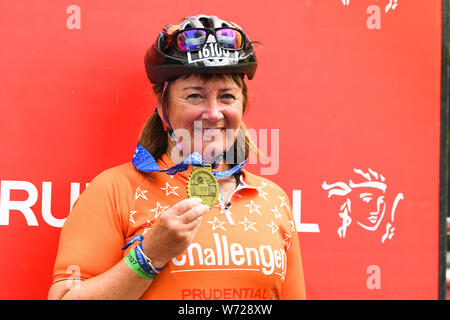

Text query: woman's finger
(167, 197), (203, 216)
(181, 204), (210, 224)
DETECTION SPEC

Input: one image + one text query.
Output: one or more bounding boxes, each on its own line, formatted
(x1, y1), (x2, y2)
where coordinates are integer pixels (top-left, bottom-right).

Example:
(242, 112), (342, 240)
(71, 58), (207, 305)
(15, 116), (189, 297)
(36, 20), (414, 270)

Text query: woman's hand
(48, 198), (208, 300)
(141, 197), (209, 268)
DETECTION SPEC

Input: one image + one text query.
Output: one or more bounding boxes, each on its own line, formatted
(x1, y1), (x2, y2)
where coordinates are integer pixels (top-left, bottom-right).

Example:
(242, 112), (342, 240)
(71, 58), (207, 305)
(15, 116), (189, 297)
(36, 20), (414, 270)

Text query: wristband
(136, 244), (162, 275)
(124, 248), (156, 280)
(122, 234), (163, 276)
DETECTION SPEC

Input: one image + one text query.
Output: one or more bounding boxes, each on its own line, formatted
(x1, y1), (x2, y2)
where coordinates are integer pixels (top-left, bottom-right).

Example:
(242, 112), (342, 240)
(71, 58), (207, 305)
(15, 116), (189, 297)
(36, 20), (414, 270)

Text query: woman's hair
(139, 73), (260, 164)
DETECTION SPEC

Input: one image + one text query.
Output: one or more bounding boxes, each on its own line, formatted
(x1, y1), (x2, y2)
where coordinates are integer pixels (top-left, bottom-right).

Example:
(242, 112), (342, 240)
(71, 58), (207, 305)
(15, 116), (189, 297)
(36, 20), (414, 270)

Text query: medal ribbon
(132, 142), (246, 179)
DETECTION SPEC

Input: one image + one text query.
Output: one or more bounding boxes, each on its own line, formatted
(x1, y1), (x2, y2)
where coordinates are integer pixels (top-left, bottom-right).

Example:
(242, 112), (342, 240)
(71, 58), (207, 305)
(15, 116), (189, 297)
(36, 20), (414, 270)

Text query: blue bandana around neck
(132, 142), (246, 179)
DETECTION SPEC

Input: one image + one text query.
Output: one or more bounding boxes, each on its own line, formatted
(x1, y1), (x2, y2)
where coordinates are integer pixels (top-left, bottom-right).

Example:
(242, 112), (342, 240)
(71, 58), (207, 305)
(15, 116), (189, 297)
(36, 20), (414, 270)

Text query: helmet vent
(199, 17), (213, 28)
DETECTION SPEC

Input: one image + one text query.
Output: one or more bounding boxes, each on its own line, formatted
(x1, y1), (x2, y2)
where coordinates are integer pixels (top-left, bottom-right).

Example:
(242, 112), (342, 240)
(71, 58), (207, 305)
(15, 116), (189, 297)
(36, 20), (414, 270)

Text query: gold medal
(187, 165), (219, 208)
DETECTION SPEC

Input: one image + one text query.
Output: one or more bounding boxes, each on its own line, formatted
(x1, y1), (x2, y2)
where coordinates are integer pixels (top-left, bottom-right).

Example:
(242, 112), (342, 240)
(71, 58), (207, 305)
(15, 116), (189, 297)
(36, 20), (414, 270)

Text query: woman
(48, 14), (306, 300)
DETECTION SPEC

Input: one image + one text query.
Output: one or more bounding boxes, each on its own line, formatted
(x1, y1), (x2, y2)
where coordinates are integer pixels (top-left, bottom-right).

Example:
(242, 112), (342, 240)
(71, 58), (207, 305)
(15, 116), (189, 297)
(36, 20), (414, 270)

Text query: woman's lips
(201, 128), (224, 138)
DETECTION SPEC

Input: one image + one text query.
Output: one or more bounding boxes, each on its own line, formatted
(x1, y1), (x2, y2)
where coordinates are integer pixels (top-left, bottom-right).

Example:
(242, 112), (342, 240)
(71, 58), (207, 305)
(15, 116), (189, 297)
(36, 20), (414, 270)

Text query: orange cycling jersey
(52, 154), (306, 299)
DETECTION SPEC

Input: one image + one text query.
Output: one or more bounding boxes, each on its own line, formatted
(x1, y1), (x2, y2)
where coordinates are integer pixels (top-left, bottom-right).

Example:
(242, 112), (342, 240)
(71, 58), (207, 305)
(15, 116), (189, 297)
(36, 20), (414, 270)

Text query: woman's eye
(186, 94), (204, 102)
(221, 94), (236, 101)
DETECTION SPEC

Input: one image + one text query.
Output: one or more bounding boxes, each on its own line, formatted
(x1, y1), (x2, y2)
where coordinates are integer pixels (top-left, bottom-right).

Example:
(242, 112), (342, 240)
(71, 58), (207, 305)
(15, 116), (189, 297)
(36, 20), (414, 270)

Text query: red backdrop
(0, 0), (444, 299)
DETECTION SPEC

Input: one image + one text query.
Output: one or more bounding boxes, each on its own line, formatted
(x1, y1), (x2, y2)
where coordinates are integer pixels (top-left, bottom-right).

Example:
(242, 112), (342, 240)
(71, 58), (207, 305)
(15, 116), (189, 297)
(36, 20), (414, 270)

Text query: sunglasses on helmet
(168, 27), (245, 52)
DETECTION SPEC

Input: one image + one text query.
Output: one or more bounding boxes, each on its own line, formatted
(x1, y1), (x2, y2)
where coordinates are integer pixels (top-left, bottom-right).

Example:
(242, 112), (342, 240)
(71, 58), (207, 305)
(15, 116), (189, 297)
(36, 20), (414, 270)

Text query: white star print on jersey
(256, 186), (268, 201)
(135, 187), (148, 200)
(270, 206), (283, 219)
(129, 210), (137, 224)
(207, 216), (227, 231)
(283, 232), (292, 249)
(266, 220), (279, 235)
(289, 220), (296, 232)
(278, 196), (288, 208)
(238, 216), (258, 232)
(160, 181), (179, 196)
(244, 200), (262, 215)
(149, 201), (169, 218)
(143, 219), (154, 235)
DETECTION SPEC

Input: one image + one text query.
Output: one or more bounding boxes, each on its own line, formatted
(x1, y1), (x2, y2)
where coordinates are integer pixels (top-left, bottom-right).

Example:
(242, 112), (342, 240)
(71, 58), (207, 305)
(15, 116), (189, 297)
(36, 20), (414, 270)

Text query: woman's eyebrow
(218, 87), (237, 92)
(183, 86), (204, 91)
(182, 86), (238, 91)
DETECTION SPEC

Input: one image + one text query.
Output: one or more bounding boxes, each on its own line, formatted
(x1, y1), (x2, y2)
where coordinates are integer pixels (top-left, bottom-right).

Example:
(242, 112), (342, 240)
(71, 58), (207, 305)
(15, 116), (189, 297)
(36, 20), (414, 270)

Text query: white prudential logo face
(322, 168), (404, 243)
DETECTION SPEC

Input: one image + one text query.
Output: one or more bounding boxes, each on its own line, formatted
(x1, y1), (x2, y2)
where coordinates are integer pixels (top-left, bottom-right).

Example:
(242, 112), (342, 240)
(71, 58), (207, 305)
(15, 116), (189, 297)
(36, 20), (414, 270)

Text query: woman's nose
(201, 98), (223, 122)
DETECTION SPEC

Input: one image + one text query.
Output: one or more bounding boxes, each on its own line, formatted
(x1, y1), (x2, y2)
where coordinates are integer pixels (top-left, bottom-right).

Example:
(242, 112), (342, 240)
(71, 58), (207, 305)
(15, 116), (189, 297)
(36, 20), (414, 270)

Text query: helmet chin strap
(158, 81), (187, 156)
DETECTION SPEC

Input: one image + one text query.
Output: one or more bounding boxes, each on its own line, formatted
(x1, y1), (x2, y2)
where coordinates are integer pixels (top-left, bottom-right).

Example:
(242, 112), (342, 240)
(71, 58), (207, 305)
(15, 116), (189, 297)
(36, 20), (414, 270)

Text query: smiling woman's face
(162, 74), (244, 163)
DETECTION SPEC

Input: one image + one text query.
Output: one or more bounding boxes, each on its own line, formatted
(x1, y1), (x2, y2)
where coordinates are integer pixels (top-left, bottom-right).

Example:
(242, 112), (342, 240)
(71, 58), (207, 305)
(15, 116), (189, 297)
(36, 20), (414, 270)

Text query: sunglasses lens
(177, 29), (207, 50)
(215, 28), (243, 49)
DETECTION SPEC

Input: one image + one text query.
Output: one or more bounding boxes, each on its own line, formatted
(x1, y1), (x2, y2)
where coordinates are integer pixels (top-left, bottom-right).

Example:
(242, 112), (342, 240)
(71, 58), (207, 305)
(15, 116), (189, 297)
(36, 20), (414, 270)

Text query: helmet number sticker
(187, 43), (239, 64)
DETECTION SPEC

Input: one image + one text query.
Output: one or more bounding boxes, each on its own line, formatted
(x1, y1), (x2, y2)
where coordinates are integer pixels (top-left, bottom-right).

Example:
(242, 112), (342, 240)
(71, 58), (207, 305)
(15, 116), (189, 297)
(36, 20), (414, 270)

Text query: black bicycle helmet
(144, 14), (257, 84)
